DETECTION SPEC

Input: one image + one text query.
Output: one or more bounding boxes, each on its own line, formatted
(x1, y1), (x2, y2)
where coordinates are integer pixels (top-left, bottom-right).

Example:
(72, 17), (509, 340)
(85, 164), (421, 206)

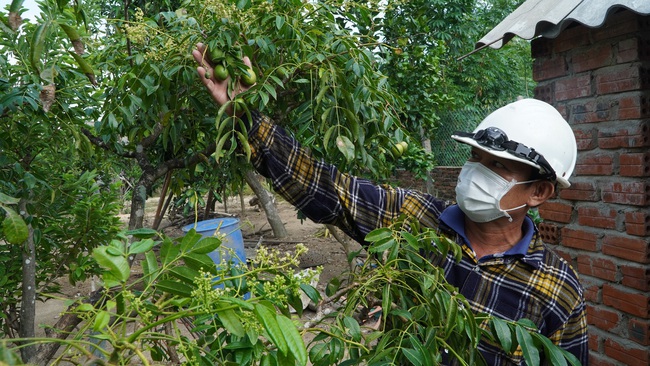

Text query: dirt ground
(35, 193), (362, 337)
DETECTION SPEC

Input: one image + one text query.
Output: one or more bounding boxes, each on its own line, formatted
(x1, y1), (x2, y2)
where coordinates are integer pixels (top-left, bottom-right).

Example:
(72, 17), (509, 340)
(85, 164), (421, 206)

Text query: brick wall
(430, 167), (461, 202)
(532, 9), (650, 366)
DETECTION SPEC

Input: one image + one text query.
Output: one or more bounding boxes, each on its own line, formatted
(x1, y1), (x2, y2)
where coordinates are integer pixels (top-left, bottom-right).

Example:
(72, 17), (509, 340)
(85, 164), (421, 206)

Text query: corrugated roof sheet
(476, 0), (650, 49)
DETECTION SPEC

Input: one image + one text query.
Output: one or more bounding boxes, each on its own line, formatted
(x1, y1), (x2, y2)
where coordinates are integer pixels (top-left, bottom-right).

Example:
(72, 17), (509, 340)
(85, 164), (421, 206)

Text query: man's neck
(464, 217), (524, 260)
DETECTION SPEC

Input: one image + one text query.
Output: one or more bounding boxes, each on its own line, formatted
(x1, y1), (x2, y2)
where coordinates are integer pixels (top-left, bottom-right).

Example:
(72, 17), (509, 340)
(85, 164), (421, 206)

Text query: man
(192, 44), (588, 365)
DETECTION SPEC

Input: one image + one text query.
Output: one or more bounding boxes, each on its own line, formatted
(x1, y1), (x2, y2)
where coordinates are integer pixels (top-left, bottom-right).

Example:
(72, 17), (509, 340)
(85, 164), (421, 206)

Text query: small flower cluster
(123, 8), (148, 45)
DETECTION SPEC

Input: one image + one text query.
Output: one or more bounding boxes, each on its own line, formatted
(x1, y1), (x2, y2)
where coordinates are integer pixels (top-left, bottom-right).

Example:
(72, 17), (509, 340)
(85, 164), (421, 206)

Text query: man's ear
(527, 180), (555, 208)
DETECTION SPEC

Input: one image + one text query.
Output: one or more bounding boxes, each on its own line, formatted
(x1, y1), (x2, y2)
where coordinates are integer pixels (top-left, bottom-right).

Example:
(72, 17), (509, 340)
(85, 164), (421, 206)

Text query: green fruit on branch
(398, 141), (408, 153)
(214, 64), (228, 81)
(241, 66), (257, 86)
(391, 141), (408, 158)
(209, 47), (225, 63)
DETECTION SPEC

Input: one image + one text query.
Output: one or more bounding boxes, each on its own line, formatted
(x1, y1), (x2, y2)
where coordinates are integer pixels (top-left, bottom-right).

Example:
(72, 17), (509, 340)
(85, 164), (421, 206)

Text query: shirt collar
(439, 205), (539, 261)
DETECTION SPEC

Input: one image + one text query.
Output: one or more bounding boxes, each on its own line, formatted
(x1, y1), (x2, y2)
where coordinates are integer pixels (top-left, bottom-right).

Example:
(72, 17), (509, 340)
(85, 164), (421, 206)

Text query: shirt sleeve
(246, 111), (447, 243)
(549, 296), (589, 365)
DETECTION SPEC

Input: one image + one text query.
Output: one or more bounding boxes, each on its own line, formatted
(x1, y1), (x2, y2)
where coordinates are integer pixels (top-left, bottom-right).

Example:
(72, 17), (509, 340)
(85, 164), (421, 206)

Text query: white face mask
(455, 161), (535, 222)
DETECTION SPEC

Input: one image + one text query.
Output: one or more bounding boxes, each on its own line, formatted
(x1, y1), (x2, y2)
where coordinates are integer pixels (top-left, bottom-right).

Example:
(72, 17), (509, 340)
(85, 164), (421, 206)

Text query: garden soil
(35, 194), (362, 338)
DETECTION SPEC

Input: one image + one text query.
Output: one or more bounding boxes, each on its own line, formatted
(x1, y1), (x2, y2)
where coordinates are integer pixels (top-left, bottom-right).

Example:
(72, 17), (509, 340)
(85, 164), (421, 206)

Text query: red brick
(617, 94), (650, 120)
(602, 234), (650, 263)
(575, 153), (614, 176)
(577, 206), (617, 229)
(554, 22), (591, 53)
(531, 37), (551, 58)
(625, 210), (650, 236)
(533, 83), (553, 103)
(598, 120), (650, 149)
(603, 284), (650, 318)
(559, 181), (599, 201)
(604, 337), (650, 366)
(587, 304), (621, 332)
(578, 254), (617, 281)
(617, 38), (642, 63)
(596, 65), (647, 94)
(573, 44), (614, 73)
(561, 227), (599, 251)
(588, 333), (601, 353)
(538, 222), (560, 244)
(620, 152), (650, 177)
(621, 264), (650, 292)
(574, 127), (597, 150)
(589, 353), (618, 366)
(571, 100), (609, 124)
(533, 55), (567, 81)
(594, 10), (643, 41)
(602, 180), (650, 206)
(583, 283), (600, 303)
(556, 74), (592, 101)
(629, 318), (650, 346)
(538, 202), (573, 223)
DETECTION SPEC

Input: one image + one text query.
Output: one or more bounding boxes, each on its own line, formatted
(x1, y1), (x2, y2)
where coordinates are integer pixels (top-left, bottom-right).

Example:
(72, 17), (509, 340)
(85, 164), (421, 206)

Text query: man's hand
(192, 43), (252, 115)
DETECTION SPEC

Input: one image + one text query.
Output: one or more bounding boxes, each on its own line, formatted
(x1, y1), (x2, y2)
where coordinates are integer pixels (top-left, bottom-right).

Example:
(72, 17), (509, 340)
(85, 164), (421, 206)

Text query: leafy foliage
(0, 220), (579, 365)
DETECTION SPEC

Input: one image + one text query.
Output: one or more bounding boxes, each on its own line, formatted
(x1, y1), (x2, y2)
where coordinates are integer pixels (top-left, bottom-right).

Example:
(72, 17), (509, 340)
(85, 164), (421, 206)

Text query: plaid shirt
(247, 111), (588, 365)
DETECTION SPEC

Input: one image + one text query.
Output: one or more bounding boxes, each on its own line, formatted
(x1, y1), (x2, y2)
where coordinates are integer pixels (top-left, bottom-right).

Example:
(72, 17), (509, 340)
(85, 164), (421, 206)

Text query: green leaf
(365, 227), (392, 242)
(126, 228), (158, 239)
(532, 333), (567, 366)
(183, 252), (218, 274)
(254, 303), (288, 355)
(0, 192), (20, 205)
(515, 325), (539, 366)
(169, 266), (201, 285)
(2, 208), (28, 244)
(160, 238), (180, 266)
(93, 310), (110, 332)
(156, 279), (193, 297)
(128, 238), (154, 255)
(402, 348), (423, 366)
(92, 246), (129, 282)
(335, 135), (355, 162)
(276, 314), (307, 366)
(188, 236), (221, 254)
(222, 295), (255, 311)
(275, 15), (285, 30)
(410, 334), (433, 366)
(490, 317), (512, 352)
(401, 231), (421, 249)
(299, 283), (321, 304)
(343, 316), (361, 342)
(217, 307), (246, 338)
(368, 237), (396, 254)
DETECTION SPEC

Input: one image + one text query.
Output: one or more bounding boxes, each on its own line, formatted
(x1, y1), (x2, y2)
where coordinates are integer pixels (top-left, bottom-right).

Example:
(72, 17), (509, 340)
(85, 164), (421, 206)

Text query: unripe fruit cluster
(206, 44), (256, 86)
(391, 141), (408, 158)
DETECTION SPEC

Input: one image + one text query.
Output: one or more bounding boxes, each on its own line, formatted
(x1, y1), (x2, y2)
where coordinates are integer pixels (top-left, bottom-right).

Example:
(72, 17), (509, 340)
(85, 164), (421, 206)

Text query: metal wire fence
(430, 106), (493, 167)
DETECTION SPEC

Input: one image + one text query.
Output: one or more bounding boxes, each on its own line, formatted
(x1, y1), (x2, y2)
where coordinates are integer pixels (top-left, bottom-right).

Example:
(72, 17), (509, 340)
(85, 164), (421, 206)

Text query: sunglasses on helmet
(453, 127), (557, 181)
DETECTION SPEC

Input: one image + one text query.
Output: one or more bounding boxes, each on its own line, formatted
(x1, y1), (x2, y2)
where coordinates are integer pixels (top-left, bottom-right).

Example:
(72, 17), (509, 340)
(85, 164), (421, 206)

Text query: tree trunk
(19, 199), (37, 363)
(243, 170), (287, 238)
(239, 190), (245, 216)
(420, 131), (435, 195)
(128, 183), (148, 230)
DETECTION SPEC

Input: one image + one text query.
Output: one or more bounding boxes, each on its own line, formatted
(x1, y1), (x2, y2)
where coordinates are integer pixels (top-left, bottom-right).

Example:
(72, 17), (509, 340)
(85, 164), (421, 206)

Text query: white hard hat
(451, 99), (577, 188)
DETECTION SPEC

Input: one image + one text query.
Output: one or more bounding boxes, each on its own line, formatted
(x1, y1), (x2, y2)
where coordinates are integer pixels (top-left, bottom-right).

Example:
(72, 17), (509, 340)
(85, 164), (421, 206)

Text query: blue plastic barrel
(182, 217), (247, 267)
